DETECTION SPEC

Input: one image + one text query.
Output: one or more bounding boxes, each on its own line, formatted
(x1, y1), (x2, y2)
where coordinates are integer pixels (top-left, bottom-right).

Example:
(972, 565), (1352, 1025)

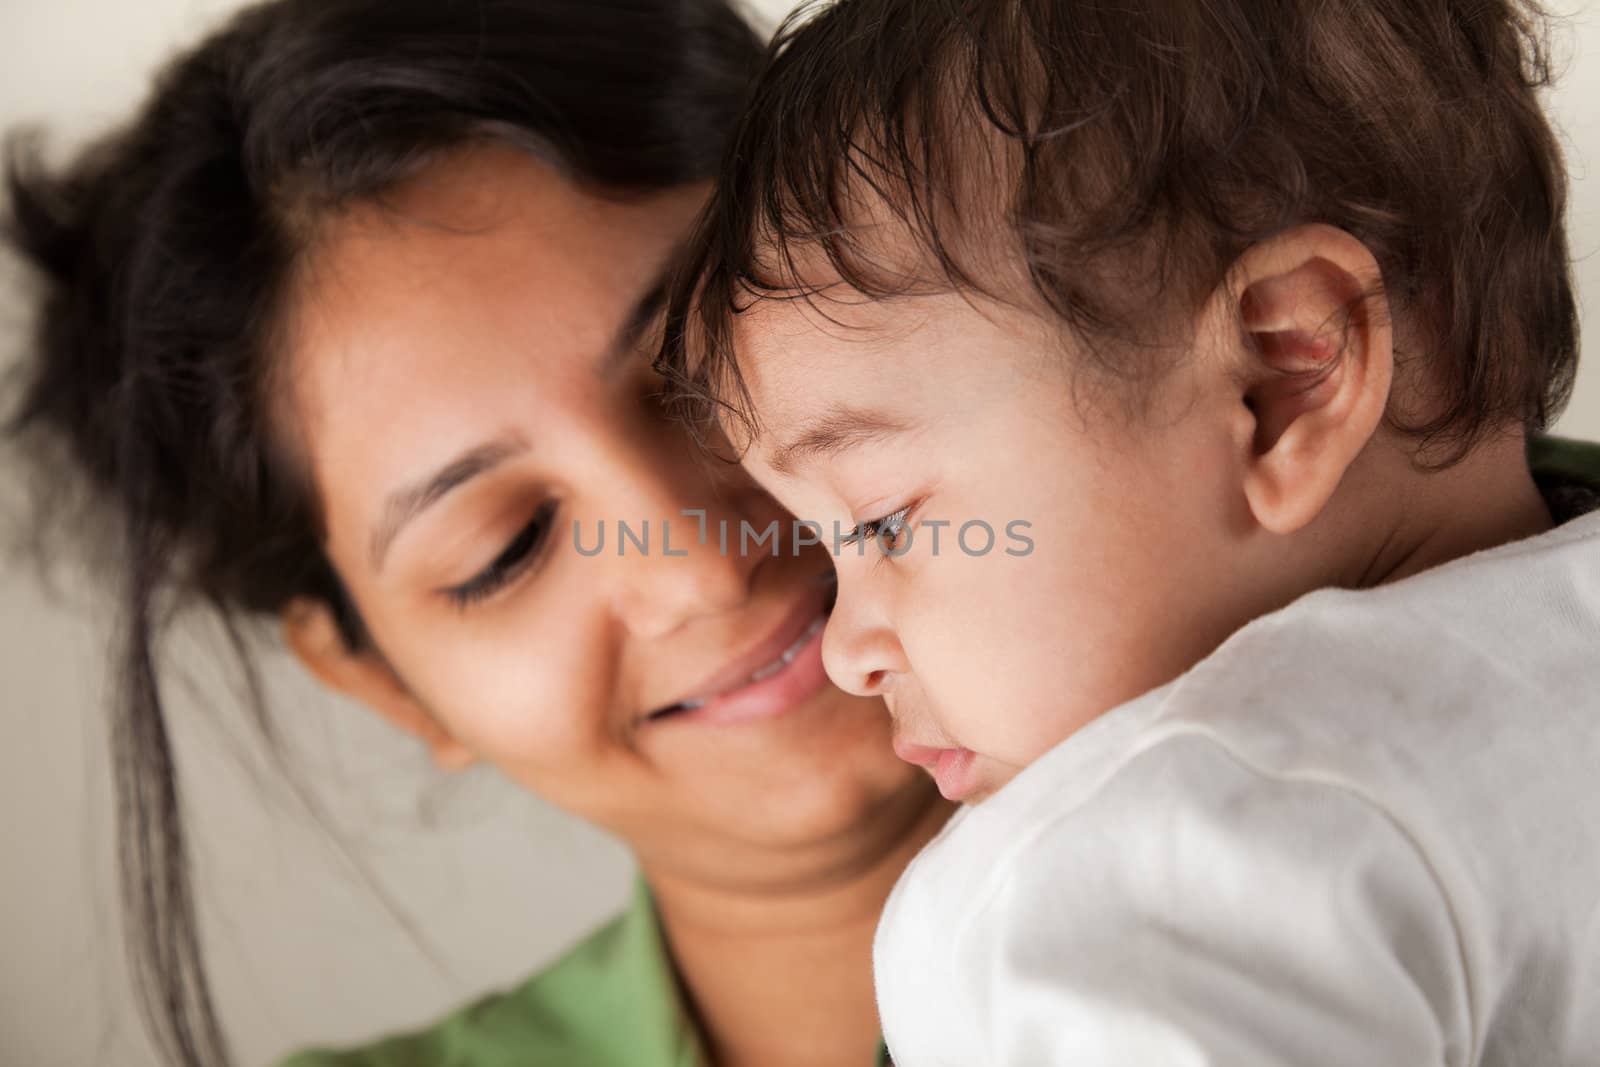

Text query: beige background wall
(3, 2), (1598, 1064)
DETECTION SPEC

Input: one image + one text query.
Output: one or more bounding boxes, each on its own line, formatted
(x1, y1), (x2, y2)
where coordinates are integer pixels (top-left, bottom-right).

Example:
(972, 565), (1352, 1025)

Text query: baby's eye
(842, 504), (914, 558)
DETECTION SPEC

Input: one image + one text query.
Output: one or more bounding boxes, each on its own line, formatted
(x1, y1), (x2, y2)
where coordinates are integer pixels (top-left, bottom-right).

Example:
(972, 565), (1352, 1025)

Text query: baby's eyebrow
(767, 405), (916, 476)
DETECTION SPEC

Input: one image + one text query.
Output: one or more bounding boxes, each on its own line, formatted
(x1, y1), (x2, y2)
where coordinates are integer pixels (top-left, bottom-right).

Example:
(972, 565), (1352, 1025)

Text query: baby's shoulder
(923, 512), (1600, 910)
(1171, 507), (1600, 760)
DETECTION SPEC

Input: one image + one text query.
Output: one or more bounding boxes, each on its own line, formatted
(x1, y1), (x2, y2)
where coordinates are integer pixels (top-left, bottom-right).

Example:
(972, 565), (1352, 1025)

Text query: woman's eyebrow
(767, 405), (916, 477)
(370, 437), (527, 571)
(599, 263), (676, 378)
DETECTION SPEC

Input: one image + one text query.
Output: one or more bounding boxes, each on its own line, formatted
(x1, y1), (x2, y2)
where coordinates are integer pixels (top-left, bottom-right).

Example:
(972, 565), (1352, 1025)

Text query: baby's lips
(891, 736), (952, 769)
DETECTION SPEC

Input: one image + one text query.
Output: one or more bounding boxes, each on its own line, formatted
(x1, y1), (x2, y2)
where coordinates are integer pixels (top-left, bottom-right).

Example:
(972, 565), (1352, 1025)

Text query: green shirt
(278, 433), (1599, 1067)
(278, 877), (892, 1067)
(1529, 431), (1600, 522)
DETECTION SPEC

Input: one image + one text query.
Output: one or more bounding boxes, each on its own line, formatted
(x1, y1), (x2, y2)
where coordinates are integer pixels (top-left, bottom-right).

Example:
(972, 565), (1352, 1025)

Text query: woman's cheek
(477, 660), (596, 760)
(397, 627), (555, 762)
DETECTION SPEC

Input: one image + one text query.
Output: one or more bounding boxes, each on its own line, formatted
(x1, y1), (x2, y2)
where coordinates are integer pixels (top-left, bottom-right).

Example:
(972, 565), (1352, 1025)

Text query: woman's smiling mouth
(644, 577), (835, 727)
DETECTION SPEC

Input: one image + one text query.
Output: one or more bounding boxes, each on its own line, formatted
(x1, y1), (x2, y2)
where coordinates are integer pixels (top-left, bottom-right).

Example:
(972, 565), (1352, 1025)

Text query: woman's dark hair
(657, 0), (1577, 463)
(3, 1), (762, 1063)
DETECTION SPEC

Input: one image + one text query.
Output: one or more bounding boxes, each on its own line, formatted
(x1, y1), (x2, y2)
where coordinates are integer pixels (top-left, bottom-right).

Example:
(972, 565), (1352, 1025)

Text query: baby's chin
(962, 757), (1024, 805)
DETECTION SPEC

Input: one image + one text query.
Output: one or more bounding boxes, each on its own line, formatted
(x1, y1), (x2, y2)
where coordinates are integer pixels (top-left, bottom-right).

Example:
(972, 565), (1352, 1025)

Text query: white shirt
(876, 507), (1600, 1066)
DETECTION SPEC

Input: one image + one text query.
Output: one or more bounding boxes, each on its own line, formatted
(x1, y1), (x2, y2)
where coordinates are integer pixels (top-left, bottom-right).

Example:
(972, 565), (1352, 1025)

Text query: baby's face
(730, 288), (1248, 802)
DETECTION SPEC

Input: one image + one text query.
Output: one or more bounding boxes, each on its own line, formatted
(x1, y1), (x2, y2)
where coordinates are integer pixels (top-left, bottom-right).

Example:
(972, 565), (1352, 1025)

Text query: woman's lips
(892, 738), (981, 802)
(644, 583), (833, 728)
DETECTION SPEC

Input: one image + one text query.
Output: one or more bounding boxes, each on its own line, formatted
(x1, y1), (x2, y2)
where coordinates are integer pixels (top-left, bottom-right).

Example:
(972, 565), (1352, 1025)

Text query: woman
(4, 2), (949, 1065)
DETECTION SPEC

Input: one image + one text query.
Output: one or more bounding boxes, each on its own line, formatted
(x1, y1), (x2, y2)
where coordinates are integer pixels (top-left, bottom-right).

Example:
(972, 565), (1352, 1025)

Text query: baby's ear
(281, 597), (476, 771)
(1217, 224), (1394, 535)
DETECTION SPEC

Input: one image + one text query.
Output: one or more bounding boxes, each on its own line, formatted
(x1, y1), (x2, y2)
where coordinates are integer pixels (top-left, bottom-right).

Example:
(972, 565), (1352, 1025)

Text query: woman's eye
(442, 500), (558, 609)
(842, 504), (914, 558)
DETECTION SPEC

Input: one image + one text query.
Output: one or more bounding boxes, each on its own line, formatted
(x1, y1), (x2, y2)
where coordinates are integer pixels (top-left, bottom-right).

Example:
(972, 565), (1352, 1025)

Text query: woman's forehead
(278, 144), (699, 557)
(285, 144), (689, 420)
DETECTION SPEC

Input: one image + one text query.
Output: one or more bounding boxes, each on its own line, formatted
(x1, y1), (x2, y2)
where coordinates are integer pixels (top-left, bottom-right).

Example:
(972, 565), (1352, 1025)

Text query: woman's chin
(657, 767), (945, 892)
(650, 693), (937, 856)
(511, 687), (937, 873)
(728, 751), (936, 849)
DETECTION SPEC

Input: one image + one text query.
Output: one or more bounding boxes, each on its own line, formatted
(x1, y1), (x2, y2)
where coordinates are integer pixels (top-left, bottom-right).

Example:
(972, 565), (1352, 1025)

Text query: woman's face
(282, 143), (934, 885)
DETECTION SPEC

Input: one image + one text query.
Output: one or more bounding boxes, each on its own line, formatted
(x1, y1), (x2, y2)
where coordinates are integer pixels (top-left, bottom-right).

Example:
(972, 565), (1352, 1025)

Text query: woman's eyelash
(443, 500), (558, 609)
(841, 505), (914, 552)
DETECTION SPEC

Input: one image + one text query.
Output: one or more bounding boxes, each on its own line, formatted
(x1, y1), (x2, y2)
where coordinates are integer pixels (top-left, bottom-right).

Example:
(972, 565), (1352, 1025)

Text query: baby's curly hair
(657, 0), (1578, 466)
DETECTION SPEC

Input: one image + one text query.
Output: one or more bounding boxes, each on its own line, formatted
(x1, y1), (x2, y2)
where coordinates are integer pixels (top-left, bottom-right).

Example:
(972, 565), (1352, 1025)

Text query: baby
(657, 0), (1600, 1063)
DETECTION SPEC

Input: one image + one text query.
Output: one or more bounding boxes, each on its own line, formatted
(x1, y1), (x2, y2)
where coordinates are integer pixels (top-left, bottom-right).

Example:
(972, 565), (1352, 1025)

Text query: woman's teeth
(747, 615), (825, 683)
(650, 613), (827, 720)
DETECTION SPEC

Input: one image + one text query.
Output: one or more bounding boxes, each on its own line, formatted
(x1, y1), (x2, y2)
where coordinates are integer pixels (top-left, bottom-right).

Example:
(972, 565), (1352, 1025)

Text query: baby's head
(658, 0), (1576, 800)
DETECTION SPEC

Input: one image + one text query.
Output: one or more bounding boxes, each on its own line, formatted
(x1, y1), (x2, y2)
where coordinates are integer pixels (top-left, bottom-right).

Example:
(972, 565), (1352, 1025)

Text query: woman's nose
(604, 468), (770, 641)
(820, 575), (908, 697)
